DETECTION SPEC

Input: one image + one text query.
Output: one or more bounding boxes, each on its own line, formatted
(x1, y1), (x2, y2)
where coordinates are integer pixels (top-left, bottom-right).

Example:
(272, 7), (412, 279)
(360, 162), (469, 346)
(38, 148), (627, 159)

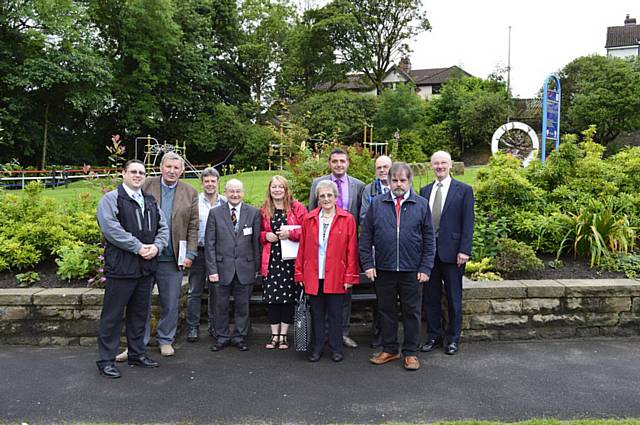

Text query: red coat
(259, 200), (307, 277)
(294, 207), (360, 295)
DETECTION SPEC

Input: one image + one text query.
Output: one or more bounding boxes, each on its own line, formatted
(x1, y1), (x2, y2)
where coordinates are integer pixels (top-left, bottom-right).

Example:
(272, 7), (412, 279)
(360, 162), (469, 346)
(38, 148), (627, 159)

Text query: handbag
(293, 290), (312, 352)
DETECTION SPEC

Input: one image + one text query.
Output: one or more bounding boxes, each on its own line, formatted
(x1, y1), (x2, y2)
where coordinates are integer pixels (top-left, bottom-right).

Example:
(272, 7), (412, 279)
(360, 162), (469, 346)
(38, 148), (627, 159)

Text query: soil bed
(0, 260), (90, 289)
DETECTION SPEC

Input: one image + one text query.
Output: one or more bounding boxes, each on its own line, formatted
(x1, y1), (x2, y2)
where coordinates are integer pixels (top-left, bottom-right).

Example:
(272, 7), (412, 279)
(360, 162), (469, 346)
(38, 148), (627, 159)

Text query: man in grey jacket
(95, 160), (169, 379)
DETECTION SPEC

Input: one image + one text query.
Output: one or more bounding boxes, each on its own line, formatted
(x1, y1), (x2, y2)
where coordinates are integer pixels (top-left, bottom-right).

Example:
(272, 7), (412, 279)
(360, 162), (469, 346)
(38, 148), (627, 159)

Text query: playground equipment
(363, 123), (388, 156)
(136, 135), (199, 177)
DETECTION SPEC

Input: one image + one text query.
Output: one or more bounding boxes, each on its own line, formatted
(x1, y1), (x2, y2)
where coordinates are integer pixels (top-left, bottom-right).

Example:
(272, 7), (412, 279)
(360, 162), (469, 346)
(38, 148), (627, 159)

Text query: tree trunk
(41, 102), (49, 170)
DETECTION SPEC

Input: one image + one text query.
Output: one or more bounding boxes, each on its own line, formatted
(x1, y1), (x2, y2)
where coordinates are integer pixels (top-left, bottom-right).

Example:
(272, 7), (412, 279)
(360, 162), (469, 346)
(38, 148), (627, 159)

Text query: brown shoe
(404, 355), (420, 371)
(370, 351), (401, 365)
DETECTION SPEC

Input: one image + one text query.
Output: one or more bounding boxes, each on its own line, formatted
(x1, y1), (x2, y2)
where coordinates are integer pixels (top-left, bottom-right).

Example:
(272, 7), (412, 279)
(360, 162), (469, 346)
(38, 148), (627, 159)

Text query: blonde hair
(261, 175), (293, 219)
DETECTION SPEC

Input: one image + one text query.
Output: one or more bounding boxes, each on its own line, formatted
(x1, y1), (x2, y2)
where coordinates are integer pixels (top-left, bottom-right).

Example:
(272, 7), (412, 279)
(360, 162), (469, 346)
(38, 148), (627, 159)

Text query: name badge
(243, 227), (253, 236)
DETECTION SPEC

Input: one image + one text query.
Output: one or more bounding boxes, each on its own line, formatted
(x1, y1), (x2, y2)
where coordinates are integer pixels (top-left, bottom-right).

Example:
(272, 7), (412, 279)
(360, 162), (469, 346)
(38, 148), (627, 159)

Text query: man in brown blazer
(116, 152), (199, 360)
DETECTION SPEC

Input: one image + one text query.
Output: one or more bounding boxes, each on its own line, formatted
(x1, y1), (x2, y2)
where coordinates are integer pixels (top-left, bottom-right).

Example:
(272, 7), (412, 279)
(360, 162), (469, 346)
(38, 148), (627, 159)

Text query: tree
(319, 0), (431, 94)
(291, 90), (378, 143)
(2, 0), (112, 167)
(560, 55), (640, 145)
(237, 0), (295, 110)
(373, 83), (426, 142)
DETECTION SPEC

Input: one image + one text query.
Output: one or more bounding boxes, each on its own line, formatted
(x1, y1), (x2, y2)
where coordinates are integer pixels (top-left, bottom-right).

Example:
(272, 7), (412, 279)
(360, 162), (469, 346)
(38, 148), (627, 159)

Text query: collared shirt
(317, 211), (334, 279)
(122, 183), (144, 213)
(428, 175), (452, 215)
(331, 174), (349, 210)
(197, 192), (226, 247)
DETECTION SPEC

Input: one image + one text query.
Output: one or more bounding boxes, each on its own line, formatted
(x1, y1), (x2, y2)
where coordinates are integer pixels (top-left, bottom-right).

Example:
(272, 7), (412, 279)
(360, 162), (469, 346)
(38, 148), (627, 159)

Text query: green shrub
(562, 198), (636, 267)
(0, 236), (41, 271)
(465, 257), (502, 281)
(55, 243), (102, 281)
(494, 238), (543, 274)
(388, 130), (428, 163)
(599, 253), (640, 279)
(472, 210), (509, 259)
(16, 271), (40, 287)
(512, 210), (574, 254)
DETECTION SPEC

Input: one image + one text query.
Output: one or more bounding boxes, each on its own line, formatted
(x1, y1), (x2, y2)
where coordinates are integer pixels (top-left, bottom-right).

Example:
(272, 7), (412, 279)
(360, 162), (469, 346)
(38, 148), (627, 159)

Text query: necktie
(336, 178), (344, 209)
(395, 196), (402, 227)
(432, 183), (443, 236)
(133, 192), (144, 212)
(231, 207), (238, 230)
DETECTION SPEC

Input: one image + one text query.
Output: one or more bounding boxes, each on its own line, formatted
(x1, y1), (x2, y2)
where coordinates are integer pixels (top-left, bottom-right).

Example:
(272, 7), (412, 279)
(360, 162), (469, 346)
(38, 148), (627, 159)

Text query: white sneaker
(115, 349), (128, 362)
(160, 344), (175, 357)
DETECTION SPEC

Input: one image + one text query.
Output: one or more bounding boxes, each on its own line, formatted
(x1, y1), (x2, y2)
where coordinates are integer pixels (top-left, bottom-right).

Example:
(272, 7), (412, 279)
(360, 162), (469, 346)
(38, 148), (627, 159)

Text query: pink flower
(98, 255), (104, 261)
(87, 278), (95, 284)
(98, 268), (104, 273)
(100, 277), (107, 282)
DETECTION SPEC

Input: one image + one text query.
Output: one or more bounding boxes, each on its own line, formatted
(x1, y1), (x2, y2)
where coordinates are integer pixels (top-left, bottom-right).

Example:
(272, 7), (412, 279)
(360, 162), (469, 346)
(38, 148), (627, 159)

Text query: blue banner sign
(541, 74), (562, 165)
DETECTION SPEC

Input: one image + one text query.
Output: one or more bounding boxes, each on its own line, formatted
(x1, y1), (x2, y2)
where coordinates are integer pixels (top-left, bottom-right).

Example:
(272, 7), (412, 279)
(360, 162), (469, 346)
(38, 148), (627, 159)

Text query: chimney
(398, 56), (411, 73)
(624, 14), (637, 25)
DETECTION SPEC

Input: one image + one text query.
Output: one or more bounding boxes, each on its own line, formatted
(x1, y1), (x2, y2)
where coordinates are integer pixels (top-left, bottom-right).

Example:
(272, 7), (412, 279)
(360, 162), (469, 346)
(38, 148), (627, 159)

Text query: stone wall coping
(464, 279), (640, 299)
(33, 288), (92, 306)
(0, 288), (46, 305)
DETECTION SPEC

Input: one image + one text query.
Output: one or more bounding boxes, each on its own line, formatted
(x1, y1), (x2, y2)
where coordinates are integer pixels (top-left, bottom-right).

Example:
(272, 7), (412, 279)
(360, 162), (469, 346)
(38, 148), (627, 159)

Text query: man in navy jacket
(361, 162), (435, 371)
(419, 151), (474, 355)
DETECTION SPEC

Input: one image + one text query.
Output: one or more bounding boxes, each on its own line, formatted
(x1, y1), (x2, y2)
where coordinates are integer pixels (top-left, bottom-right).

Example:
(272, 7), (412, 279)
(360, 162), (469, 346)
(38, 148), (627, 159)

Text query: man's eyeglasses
(127, 170), (146, 176)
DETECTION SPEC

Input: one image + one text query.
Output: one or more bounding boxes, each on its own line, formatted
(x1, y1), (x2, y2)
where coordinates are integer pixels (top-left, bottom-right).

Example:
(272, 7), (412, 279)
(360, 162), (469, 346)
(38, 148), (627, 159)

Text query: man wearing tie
(419, 151), (474, 355)
(95, 160), (169, 378)
(205, 179), (261, 352)
(308, 147), (365, 349)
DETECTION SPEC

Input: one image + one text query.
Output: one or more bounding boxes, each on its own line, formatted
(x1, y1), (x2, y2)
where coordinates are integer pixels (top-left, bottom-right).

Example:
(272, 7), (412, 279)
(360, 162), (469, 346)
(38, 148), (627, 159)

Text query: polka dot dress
(263, 209), (295, 305)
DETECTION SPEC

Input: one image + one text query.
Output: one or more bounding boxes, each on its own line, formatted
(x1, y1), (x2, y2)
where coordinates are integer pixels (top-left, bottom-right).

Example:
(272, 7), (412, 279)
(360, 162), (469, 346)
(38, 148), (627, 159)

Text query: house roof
(316, 65), (474, 92)
(605, 24), (640, 48)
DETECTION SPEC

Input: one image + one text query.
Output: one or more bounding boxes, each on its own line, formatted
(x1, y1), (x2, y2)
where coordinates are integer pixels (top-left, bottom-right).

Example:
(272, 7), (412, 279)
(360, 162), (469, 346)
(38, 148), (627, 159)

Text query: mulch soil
(0, 254), (627, 290)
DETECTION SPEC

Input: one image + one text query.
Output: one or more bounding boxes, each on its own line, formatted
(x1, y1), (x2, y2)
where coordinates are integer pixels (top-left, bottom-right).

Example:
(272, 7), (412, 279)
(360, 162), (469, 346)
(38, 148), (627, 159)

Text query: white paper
(279, 225), (301, 260)
(178, 240), (187, 266)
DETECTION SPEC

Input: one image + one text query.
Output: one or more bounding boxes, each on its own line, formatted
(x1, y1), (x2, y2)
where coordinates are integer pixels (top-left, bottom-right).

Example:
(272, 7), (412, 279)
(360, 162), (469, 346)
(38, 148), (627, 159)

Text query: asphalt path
(1, 334), (640, 424)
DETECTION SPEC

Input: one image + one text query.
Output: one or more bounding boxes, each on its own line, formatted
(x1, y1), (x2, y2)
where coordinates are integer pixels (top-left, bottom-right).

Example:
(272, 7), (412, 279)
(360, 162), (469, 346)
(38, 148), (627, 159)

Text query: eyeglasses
(127, 170), (146, 176)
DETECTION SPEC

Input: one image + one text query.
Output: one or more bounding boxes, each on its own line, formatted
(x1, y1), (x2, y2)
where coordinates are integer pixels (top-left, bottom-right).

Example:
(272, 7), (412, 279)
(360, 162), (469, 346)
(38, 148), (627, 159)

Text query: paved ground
(1, 332), (640, 424)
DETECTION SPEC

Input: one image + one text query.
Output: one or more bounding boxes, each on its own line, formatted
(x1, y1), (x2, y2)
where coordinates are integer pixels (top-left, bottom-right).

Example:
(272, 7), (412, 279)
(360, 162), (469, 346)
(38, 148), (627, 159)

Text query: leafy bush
(55, 243), (103, 281)
(472, 210), (509, 259)
(16, 271), (40, 287)
(465, 257), (502, 281)
(0, 236), (41, 271)
(599, 253), (640, 279)
(494, 238), (543, 274)
(388, 130), (428, 163)
(512, 210), (574, 254)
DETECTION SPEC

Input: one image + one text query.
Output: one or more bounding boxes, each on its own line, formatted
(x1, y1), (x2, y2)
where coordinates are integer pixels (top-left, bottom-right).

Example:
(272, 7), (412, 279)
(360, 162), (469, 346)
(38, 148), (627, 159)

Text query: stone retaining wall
(0, 282), (188, 346)
(1, 279), (638, 345)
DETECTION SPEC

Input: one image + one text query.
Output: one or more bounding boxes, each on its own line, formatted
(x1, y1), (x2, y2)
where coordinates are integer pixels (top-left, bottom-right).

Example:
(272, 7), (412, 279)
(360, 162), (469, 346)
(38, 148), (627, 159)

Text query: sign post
(541, 74), (561, 165)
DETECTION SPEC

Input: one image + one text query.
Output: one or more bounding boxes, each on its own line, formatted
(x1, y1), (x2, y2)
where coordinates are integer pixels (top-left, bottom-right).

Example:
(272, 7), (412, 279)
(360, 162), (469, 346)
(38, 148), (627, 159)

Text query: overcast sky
(410, 1), (638, 98)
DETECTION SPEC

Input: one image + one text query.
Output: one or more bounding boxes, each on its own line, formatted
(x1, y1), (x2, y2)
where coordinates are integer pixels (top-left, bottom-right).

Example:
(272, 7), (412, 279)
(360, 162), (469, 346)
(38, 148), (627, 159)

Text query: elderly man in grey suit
(308, 147), (365, 348)
(205, 178), (261, 352)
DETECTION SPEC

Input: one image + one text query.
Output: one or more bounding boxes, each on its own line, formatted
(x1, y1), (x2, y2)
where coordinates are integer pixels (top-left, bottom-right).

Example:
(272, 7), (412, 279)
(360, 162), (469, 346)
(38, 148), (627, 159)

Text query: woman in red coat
(259, 175), (307, 350)
(294, 180), (360, 362)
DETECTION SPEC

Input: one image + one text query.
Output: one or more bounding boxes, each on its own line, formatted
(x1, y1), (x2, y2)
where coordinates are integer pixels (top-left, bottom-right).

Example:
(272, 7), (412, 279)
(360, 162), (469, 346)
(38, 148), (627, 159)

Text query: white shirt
(198, 193), (226, 247)
(122, 183), (144, 213)
(429, 175), (452, 215)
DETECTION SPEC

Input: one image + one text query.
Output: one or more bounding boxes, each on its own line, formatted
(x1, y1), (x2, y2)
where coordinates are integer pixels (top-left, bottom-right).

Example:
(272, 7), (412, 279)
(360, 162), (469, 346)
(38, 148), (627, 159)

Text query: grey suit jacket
(204, 203), (261, 285)
(308, 174), (365, 225)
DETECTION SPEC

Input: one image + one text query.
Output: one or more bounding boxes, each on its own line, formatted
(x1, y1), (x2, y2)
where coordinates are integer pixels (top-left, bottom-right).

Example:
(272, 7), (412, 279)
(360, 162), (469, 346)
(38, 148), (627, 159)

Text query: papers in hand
(279, 225), (301, 260)
(178, 240), (187, 266)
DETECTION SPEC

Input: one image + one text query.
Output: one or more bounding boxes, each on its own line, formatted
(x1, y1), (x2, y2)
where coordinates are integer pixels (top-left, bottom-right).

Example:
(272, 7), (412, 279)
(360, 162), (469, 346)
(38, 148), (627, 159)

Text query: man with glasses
(95, 160), (169, 378)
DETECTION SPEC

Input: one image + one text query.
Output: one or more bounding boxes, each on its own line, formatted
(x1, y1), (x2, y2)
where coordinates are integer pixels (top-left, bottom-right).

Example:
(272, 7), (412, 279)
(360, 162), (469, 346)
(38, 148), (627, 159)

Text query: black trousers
(267, 303), (294, 325)
(422, 256), (464, 343)
(309, 279), (344, 356)
(375, 270), (423, 356)
(96, 275), (153, 366)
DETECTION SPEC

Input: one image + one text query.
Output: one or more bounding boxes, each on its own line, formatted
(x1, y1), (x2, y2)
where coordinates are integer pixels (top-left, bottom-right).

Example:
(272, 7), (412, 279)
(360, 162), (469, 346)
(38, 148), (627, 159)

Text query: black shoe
(128, 355), (159, 368)
(331, 353), (344, 362)
(445, 342), (459, 355)
(98, 363), (121, 379)
(420, 338), (443, 352)
(187, 328), (199, 342)
(233, 340), (249, 351)
(308, 352), (321, 362)
(210, 341), (229, 352)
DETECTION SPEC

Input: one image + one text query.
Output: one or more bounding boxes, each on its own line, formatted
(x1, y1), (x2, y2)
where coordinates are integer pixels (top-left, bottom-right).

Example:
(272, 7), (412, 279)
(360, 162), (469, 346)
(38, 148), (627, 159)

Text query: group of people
(95, 147), (474, 378)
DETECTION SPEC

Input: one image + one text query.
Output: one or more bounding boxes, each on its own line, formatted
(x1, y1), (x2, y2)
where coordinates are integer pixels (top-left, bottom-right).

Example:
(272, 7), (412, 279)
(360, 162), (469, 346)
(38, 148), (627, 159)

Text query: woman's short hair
(315, 179), (339, 198)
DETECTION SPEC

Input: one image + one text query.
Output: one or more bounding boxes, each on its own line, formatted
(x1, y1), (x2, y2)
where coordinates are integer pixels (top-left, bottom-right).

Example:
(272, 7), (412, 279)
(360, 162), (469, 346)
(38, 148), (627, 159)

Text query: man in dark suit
(205, 178), (261, 352)
(308, 147), (365, 348)
(419, 151), (474, 355)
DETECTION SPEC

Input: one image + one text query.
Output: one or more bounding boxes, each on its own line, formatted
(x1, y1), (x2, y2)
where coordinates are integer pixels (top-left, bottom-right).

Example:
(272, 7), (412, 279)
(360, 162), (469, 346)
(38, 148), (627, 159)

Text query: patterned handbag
(293, 291), (311, 352)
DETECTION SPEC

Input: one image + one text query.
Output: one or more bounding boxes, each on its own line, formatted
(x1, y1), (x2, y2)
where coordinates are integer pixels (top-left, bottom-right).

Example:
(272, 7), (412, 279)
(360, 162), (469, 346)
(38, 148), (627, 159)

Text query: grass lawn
(16, 165), (483, 207)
